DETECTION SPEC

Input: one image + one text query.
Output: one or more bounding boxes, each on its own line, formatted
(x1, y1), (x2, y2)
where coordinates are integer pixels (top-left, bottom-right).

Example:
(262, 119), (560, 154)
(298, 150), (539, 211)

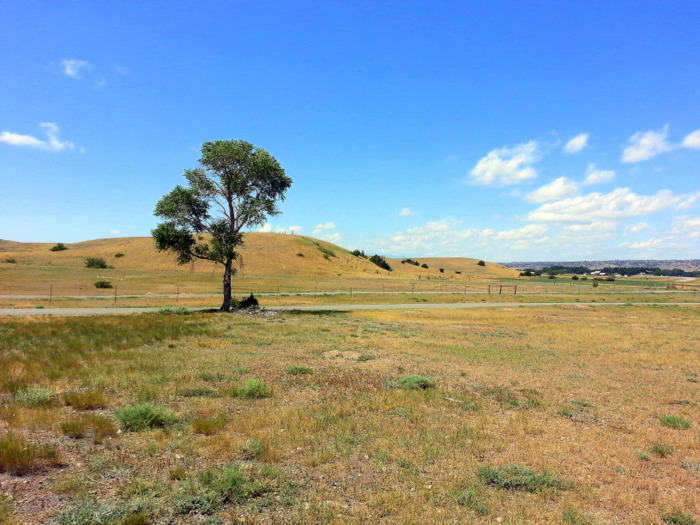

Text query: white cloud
(398, 207), (416, 217)
(621, 125), (673, 162)
(288, 225), (303, 234)
(682, 130), (700, 149)
(469, 141), (540, 186)
(628, 222), (651, 233)
(312, 221), (336, 236)
(110, 230), (121, 236)
(563, 221), (617, 233)
(564, 133), (588, 153)
(583, 164), (615, 185)
(322, 232), (343, 244)
(0, 123), (75, 152)
(524, 177), (579, 203)
(61, 59), (92, 78)
(670, 216), (700, 239)
(258, 224), (273, 233)
(527, 187), (684, 223)
(620, 237), (682, 251)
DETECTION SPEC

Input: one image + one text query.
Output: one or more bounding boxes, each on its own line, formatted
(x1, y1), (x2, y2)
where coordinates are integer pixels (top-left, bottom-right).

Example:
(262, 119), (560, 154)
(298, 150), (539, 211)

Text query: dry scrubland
(0, 305), (698, 524)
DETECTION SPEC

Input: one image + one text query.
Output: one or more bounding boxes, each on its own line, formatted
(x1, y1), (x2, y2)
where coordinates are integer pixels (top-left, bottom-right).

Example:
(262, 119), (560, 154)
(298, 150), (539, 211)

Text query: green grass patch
(116, 404), (177, 432)
(395, 374), (435, 390)
(478, 464), (570, 492)
(285, 365), (312, 375)
(659, 415), (692, 429)
(0, 432), (61, 475)
(649, 443), (675, 458)
(661, 511), (699, 525)
(233, 378), (272, 399)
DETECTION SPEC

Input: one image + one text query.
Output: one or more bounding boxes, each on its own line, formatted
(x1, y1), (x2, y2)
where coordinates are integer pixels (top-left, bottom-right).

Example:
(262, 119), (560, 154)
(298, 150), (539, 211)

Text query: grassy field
(0, 305), (698, 524)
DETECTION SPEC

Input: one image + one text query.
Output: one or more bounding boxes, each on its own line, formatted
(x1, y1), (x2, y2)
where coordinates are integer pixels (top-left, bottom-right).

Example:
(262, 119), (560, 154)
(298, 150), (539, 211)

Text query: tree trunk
(221, 258), (233, 311)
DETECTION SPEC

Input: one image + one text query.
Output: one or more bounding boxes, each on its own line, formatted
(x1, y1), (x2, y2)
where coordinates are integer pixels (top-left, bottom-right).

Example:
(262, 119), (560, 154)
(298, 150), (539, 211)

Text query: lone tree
(152, 140), (292, 311)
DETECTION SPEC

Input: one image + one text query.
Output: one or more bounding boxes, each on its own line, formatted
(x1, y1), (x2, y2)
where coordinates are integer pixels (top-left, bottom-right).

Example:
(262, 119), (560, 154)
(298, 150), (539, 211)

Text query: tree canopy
(152, 140), (292, 311)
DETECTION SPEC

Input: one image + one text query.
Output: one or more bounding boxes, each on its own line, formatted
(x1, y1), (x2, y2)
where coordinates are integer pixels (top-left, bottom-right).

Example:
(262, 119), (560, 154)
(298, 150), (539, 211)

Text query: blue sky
(1, 1), (699, 261)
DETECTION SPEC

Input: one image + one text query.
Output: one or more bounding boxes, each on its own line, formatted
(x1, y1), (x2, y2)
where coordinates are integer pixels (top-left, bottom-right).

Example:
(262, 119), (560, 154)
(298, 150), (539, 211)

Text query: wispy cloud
(0, 123), (76, 152)
(621, 125), (673, 162)
(527, 187), (684, 223)
(583, 163), (615, 185)
(398, 207), (416, 217)
(564, 133), (588, 153)
(524, 177), (579, 203)
(61, 58), (92, 78)
(469, 141), (540, 186)
(682, 130), (700, 149)
(312, 221), (342, 243)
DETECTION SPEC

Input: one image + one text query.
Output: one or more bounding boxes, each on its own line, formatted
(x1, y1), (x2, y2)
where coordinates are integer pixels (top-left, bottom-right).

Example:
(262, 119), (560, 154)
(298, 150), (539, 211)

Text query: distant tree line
(520, 265), (700, 277)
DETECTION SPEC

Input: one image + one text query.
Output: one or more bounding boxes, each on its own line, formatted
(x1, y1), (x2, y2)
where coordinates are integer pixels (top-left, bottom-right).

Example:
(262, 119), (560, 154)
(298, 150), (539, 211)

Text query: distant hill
(503, 260), (700, 272)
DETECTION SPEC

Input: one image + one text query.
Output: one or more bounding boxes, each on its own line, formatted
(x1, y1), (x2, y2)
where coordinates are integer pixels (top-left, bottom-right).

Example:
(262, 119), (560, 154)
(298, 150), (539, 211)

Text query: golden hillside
(0, 234), (519, 295)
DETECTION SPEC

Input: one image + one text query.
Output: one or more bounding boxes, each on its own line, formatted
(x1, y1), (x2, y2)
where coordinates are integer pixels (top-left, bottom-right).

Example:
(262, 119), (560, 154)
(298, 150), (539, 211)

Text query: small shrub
(452, 487), (489, 516)
(649, 442), (675, 458)
(169, 467), (188, 481)
(350, 249), (366, 258)
(234, 379), (272, 399)
(116, 403), (177, 431)
(242, 438), (266, 460)
(114, 253), (125, 258)
(659, 415), (692, 429)
(401, 258), (420, 266)
(239, 293), (259, 309)
(285, 366), (312, 375)
(3, 257), (16, 264)
(562, 506), (595, 525)
(420, 263), (429, 269)
(85, 257), (108, 269)
(50, 243), (67, 252)
(477, 260), (485, 266)
(82, 413), (117, 443)
(64, 390), (107, 410)
(369, 254), (392, 271)
(0, 432), (61, 475)
(55, 498), (147, 525)
(662, 512), (699, 525)
(296, 252), (304, 257)
(94, 280), (113, 289)
(61, 419), (87, 439)
(192, 416), (226, 436)
(571, 275), (579, 280)
(15, 386), (56, 407)
(158, 306), (189, 315)
(478, 464), (570, 492)
(439, 268), (445, 273)
(396, 375), (435, 390)
(636, 450), (651, 461)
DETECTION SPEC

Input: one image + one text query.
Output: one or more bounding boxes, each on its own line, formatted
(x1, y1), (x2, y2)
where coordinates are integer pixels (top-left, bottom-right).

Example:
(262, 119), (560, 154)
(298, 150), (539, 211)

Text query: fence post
(499, 285), (502, 294)
(49, 285), (53, 304)
(488, 285), (491, 295)
(514, 286), (517, 295)
(114, 286), (117, 304)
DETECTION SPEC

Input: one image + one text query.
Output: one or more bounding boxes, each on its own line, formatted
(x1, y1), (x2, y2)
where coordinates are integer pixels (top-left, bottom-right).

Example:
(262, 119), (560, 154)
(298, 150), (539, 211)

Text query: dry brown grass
(0, 305), (697, 523)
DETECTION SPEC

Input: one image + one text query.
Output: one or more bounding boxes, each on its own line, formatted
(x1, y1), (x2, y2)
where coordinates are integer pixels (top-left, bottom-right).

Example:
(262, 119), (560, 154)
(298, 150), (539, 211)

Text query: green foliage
(571, 275), (579, 280)
(351, 249), (366, 258)
(649, 442), (675, 457)
(178, 388), (218, 398)
(285, 366), (312, 375)
(50, 243), (67, 252)
(661, 512), (699, 525)
(659, 415), (692, 429)
(15, 386), (56, 407)
(439, 268), (444, 273)
(452, 487), (489, 516)
(0, 432), (61, 475)
(562, 506), (596, 525)
(116, 403), (177, 431)
(85, 257), (108, 269)
(114, 253), (125, 258)
(477, 260), (486, 266)
(242, 438), (266, 459)
(152, 139), (292, 312)
(3, 257), (17, 264)
(401, 258), (420, 266)
(313, 242), (336, 259)
(55, 498), (147, 525)
(234, 378), (272, 399)
(420, 263), (429, 269)
(396, 375), (435, 390)
(94, 280), (113, 289)
(369, 254), (392, 271)
(173, 465), (268, 515)
(157, 306), (190, 315)
(478, 465), (570, 492)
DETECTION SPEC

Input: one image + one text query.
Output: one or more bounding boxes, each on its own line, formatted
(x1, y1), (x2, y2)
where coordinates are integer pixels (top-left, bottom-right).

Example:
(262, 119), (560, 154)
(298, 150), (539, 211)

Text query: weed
(114, 253), (125, 258)
(659, 415), (692, 429)
(116, 404), (177, 431)
(452, 487), (489, 515)
(178, 388), (218, 398)
(55, 498), (147, 525)
(649, 443), (675, 458)
(15, 386), (56, 407)
(661, 511), (698, 525)
(562, 506), (596, 525)
(234, 378), (272, 399)
(0, 432), (61, 475)
(357, 354), (375, 362)
(85, 257), (108, 269)
(395, 375), (435, 390)
(61, 419), (87, 439)
(0, 493), (14, 523)
(64, 390), (107, 410)
(3, 257), (17, 264)
(285, 366), (312, 375)
(157, 306), (189, 315)
(636, 450), (651, 461)
(191, 416), (226, 435)
(169, 467), (188, 480)
(242, 438), (266, 460)
(94, 280), (113, 289)
(681, 460), (700, 474)
(478, 464), (570, 492)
